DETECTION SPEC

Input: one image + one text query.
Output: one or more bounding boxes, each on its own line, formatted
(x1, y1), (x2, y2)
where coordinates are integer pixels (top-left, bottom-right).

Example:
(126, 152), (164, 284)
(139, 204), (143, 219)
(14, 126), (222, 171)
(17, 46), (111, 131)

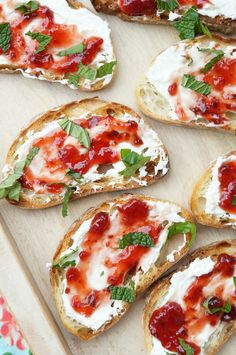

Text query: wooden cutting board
(0, 1), (235, 354)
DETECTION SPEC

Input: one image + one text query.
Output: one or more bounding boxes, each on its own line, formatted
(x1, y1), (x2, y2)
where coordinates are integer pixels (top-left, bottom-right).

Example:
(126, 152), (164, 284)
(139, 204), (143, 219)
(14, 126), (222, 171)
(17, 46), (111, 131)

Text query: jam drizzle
(65, 199), (163, 316)
(218, 161), (236, 214)
(1, 4), (103, 76)
(20, 115), (143, 194)
(149, 254), (236, 354)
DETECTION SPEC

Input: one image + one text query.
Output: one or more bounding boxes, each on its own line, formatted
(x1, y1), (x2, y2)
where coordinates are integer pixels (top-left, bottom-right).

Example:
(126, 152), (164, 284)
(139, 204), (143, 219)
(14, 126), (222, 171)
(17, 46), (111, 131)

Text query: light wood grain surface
(0, 1), (235, 354)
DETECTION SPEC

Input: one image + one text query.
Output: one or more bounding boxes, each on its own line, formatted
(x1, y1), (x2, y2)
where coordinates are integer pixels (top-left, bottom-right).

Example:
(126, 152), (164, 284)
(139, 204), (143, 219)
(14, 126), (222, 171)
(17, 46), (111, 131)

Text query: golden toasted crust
(190, 151), (236, 229)
(3, 98), (169, 209)
(143, 239), (236, 355)
(91, 0), (236, 34)
(136, 35), (236, 134)
(0, 0), (116, 92)
(50, 194), (194, 340)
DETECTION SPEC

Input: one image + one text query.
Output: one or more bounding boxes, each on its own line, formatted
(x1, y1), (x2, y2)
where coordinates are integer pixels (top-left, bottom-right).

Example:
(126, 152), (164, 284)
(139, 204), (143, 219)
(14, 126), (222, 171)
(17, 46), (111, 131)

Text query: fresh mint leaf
(181, 74), (211, 96)
(62, 186), (73, 218)
(26, 31), (51, 53)
(59, 117), (90, 149)
(68, 63), (97, 86)
(157, 0), (179, 12)
(110, 281), (136, 303)
(0, 23), (11, 52)
(119, 148), (151, 177)
(174, 6), (211, 40)
(15, 1), (39, 15)
(168, 221), (196, 247)
(0, 147), (39, 201)
(233, 276), (236, 288)
(52, 247), (79, 269)
(178, 338), (194, 355)
(57, 43), (84, 56)
(96, 61), (117, 78)
(231, 196), (236, 206)
(119, 232), (154, 249)
(203, 297), (232, 314)
(25, 146), (40, 166)
(201, 50), (224, 73)
(65, 168), (83, 183)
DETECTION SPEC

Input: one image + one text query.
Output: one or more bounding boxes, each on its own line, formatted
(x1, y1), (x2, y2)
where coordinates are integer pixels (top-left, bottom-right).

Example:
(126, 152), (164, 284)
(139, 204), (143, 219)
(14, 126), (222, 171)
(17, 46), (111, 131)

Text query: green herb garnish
(62, 185), (74, 218)
(201, 50), (224, 73)
(167, 221), (196, 247)
(96, 61), (117, 78)
(232, 196), (236, 206)
(110, 281), (136, 303)
(68, 61), (116, 87)
(174, 6), (211, 40)
(157, 0), (179, 12)
(0, 147), (40, 201)
(0, 23), (11, 52)
(181, 74), (211, 96)
(65, 168), (83, 183)
(233, 276), (236, 289)
(15, 1), (39, 15)
(203, 297), (232, 314)
(26, 31), (52, 53)
(57, 43), (85, 57)
(52, 247), (79, 269)
(178, 338), (195, 355)
(59, 117), (90, 149)
(119, 149), (151, 177)
(119, 232), (154, 249)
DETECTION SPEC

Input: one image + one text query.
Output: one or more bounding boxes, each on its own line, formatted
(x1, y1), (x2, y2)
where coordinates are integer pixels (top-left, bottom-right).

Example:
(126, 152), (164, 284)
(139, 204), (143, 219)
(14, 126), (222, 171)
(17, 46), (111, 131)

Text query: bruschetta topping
(204, 153), (236, 220)
(149, 254), (236, 354)
(18, 115), (150, 194)
(146, 39), (235, 127)
(119, 0), (236, 20)
(53, 199), (192, 329)
(0, 0), (115, 88)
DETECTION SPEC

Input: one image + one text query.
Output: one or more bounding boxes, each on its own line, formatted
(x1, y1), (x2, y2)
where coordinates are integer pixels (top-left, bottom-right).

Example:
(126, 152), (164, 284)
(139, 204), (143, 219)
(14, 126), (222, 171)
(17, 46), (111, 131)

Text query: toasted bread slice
(137, 35), (236, 133)
(0, 98), (169, 210)
(0, 0), (116, 91)
(144, 239), (236, 355)
(191, 151), (236, 229)
(91, 0), (236, 34)
(50, 193), (195, 339)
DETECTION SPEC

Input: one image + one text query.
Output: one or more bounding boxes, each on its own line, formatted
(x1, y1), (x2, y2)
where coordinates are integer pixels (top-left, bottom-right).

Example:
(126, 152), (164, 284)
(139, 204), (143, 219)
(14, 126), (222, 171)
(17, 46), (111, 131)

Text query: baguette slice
(144, 239), (236, 355)
(0, 0), (116, 91)
(137, 35), (236, 133)
(0, 98), (169, 210)
(191, 151), (236, 229)
(91, 0), (236, 34)
(50, 194), (195, 339)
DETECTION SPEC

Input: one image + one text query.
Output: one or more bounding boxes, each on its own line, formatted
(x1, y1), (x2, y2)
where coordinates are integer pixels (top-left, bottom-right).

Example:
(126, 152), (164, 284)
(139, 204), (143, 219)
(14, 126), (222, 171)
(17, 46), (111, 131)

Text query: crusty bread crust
(0, 0), (116, 91)
(50, 194), (194, 340)
(143, 239), (236, 355)
(190, 151), (236, 229)
(136, 35), (236, 134)
(3, 98), (169, 209)
(91, 0), (236, 34)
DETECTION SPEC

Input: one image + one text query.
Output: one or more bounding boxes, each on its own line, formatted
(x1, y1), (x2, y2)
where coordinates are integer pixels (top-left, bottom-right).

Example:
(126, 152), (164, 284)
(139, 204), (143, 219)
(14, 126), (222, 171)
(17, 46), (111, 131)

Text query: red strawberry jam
(148, 254), (236, 353)
(1, 4), (103, 76)
(65, 199), (163, 316)
(119, 0), (157, 16)
(218, 161), (236, 214)
(20, 115), (143, 194)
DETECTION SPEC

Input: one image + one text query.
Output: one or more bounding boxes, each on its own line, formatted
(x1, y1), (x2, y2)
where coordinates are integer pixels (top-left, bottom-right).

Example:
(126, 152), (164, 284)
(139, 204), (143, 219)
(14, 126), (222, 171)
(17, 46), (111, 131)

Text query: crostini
(0, 0), (116, 91)
(144, 240), (236, 355)
(191, 151), (236, 229)
(0, 98), (169, 216)
(137, 35), (236, 133)
(50, 194), (196, 339)
(91, 1), (236, 34)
